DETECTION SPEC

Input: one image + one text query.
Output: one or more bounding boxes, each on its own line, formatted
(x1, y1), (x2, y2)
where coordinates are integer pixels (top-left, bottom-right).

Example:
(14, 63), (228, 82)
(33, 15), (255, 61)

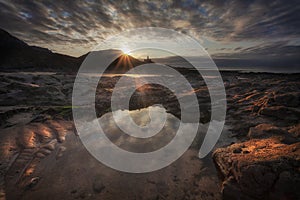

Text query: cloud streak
(0, 0), (299, 63)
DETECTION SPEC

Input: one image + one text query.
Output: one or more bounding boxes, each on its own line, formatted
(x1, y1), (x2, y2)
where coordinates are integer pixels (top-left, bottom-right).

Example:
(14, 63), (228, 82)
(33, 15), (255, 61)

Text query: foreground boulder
(213, 137), (300, 200)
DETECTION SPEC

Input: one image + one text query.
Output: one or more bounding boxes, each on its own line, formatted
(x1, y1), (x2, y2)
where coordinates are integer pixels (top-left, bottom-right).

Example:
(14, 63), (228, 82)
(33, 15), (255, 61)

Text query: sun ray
(120, 47), (131, 55)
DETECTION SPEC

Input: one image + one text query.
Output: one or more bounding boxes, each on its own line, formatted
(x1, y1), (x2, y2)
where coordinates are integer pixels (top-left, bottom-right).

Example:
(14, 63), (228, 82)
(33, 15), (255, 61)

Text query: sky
(0, 0), (299, 70)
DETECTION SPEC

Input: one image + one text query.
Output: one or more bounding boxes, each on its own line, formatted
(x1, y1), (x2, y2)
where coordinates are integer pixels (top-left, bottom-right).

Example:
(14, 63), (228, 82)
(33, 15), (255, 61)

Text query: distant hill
(106, 54), (144, 73)
(0, 29), (146, 73)
(0, 29), (85, 72)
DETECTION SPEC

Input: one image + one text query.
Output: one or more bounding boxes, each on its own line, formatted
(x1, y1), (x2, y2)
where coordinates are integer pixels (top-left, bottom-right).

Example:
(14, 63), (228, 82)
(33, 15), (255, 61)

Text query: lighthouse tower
(144, 56), (152, 63)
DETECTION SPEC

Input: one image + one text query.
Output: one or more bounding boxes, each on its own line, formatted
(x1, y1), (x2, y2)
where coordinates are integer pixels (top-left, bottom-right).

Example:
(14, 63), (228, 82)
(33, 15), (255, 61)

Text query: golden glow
(25, 164), (36, 176)
(120, 47), (131, 55)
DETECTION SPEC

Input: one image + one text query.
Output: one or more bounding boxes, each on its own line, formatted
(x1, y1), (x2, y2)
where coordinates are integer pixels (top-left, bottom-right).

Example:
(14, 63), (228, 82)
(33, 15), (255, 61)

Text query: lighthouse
(144, 56), (153, 63)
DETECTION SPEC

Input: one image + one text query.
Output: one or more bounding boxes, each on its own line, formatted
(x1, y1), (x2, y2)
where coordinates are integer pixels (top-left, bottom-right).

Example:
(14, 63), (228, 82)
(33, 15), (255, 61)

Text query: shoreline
(0, 71), (299, 199)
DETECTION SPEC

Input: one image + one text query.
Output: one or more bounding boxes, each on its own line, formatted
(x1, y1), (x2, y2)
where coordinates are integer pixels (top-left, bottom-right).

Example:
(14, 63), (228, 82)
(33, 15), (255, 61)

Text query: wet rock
(232, 148), (242, 154)
(31, 114), (52, 123)
(288, 124), (300, 137)
(92, 178), (105, 193)
(213, 138), (300, 200)
(25, 177), (40, 190)
(248, 124), (299, 144)
(71, 189), (77, 194)
(43, 140), (57, 150)
(271, 170), (300, 199)
(55, 146), (66, 159)
(260, 106), (300, 121)
(274, 92), (299, 107)
(222, 176), (254, 200)
(36, 152), (46, 158)
(248, 123), (287, 139)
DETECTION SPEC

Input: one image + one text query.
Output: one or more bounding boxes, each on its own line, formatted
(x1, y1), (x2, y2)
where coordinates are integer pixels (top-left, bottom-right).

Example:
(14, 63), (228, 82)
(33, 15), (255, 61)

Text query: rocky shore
(214, 72), (300, 199)
(0, 71), (299, 199)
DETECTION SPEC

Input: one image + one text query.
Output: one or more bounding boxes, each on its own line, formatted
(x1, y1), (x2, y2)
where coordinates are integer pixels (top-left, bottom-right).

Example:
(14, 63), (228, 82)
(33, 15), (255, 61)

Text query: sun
(120, 47), (131, 55)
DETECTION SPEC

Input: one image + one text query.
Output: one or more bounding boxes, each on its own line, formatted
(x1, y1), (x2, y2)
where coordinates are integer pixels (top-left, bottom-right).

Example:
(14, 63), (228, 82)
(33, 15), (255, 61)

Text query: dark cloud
(213, 41), (300, 71)
(0, 0), (299, 58)
(215, 41), (300, 59)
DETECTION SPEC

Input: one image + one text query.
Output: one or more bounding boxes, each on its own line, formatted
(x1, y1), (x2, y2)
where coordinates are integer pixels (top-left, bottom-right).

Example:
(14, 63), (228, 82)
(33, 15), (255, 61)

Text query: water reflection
(98, 106), (179, 153)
